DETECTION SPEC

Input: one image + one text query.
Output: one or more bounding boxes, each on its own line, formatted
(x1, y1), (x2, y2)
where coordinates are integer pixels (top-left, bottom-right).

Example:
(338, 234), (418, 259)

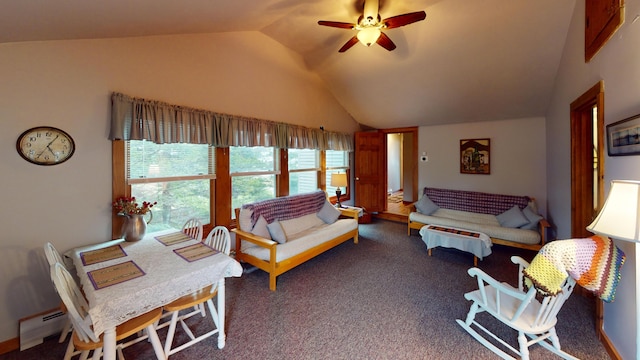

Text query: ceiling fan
(318, 0), (426, 53)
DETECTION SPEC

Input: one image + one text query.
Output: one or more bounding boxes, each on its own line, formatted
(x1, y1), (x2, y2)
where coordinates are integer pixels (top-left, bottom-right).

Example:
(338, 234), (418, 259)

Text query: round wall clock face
(16, 126), (75, 165)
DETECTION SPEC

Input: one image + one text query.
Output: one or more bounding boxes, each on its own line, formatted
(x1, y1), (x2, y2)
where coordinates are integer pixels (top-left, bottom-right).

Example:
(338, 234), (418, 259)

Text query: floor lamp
(586, 179), (640, 359)
(331, 173), (348, 208)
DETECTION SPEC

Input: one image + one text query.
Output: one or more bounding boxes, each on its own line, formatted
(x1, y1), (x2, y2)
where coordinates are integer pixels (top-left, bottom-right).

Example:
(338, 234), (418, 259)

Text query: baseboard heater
(19, 308), (67, 351)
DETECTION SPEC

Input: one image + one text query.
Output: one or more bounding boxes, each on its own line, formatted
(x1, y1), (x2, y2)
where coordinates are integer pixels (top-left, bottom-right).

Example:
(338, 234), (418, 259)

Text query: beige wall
(546, 1), (640, 358)
(0, 32), (358, 342)
(418, 117), (547, 215)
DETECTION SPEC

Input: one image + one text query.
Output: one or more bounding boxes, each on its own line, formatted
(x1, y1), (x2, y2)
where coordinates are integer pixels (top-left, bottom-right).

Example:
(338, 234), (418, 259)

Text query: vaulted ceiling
(0, 0), (576, 129)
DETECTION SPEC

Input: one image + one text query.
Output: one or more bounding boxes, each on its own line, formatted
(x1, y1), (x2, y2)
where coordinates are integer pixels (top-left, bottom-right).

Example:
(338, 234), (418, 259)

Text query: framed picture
(607, 113), (640, 156)
(460, 138), (490, 174)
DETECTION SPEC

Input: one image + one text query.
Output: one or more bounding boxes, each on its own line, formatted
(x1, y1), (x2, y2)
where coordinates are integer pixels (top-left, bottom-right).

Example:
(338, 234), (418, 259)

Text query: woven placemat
(80, 244), (126, 266)
(88, 261), (145, 290)
(174, 243), (218, 262)
(155, 231), (193, 246)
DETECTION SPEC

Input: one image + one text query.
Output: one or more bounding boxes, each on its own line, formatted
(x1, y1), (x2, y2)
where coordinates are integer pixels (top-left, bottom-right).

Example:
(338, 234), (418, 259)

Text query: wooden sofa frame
(407, 204), (549, 251)
(232, 207), (359, 291)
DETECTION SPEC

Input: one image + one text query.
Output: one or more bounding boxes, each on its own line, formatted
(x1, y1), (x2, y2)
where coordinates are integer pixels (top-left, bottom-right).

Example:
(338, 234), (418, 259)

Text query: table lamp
(587, 180), (640, 242)
(330, 173), (348, 208)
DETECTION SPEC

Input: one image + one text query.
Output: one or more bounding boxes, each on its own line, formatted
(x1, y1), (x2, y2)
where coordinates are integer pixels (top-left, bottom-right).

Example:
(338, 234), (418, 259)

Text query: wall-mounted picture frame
(607, 113), (640, 156)
(460, 138), (490, 174)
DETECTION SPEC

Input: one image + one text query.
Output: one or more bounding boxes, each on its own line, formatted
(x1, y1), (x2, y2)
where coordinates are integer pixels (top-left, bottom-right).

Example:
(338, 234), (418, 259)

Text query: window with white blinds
(126, 140), (215, 232)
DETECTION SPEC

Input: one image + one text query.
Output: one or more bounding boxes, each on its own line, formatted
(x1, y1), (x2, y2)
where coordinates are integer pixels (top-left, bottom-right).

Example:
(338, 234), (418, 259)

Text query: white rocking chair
(456, 256), (578, 360)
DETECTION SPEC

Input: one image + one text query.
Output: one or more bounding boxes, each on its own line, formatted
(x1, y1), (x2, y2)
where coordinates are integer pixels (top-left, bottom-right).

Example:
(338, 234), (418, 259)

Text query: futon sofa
(233, 190), (359, 291)
(408, 187), (549, 250)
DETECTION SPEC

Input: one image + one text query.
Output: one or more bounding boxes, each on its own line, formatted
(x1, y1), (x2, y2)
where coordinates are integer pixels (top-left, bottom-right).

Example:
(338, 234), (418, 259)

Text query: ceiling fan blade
(318, 20), (356, 29)
(376, 32), (396, 51)
(382, 11), (426, 29)
(339, 36), (360, 52)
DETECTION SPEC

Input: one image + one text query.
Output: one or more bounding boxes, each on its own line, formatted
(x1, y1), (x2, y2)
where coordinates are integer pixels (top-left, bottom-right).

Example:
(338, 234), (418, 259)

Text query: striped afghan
(523, 235), (626, 302)
(242, 190), (327, 227)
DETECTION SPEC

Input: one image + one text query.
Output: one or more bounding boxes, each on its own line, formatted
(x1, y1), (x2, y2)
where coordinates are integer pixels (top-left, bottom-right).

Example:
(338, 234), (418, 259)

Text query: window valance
(109, 92), (353, 151)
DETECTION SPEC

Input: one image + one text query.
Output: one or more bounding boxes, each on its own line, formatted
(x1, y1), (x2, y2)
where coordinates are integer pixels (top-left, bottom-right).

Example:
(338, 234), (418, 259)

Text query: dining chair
(182, 218), (203, 241)
(43, 242), (73, 344)
(204, 225), (230, 255)
(49, 263), (166, 360)
(161, 225), (231, 358)
(456, 256), (577, 360)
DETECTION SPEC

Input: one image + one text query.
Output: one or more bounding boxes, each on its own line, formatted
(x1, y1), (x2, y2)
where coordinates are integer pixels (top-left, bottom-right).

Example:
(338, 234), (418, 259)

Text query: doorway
(383, 127), (418, 221)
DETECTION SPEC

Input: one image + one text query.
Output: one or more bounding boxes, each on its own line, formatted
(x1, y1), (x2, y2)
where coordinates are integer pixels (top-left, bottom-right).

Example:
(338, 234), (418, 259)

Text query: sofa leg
(269, 274), (277, 291)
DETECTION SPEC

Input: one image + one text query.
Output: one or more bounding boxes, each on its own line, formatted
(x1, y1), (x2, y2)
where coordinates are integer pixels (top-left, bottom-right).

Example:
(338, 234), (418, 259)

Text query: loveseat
(408, 187), (549, 250)
(233, 190), (359, 291)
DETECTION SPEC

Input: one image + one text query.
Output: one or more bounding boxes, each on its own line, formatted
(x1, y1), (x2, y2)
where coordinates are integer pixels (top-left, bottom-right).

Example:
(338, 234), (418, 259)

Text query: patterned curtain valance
(109, 92), (353, 151)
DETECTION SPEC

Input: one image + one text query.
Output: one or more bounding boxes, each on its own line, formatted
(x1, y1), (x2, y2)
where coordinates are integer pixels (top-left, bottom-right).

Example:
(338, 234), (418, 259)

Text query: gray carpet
(2, 219), (610, 359)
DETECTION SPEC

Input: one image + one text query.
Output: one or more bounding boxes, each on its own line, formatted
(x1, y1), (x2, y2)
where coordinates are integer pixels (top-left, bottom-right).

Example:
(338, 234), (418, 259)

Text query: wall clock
(16, 126), (75, 165)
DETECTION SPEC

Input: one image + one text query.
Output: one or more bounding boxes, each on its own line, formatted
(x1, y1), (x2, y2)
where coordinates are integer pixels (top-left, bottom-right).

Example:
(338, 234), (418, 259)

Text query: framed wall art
(460, 138), (490, 174)
(607, 113), (640, 156)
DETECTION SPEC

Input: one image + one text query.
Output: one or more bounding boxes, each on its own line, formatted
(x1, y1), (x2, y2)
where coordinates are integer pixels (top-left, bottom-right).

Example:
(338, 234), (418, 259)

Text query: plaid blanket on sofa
(242, 190), (327, 227)
(523, 235), (626, 302)
(424, 187), (530, 215)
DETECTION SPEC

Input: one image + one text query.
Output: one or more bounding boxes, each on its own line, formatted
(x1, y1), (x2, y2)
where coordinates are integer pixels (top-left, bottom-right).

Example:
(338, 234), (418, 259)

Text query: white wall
(546, 1), (640, 358)
(387, 133), (402, 192)
(0, 32), (358, 342)
(418, 117), (547, 215)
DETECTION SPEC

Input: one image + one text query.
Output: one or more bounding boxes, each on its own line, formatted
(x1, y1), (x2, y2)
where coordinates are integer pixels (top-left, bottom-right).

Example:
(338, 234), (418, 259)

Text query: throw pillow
(415, 195), (439, 215)
(317, 200), (341, 224)
(496, 205), (529, 228)
(267, 220), (287, 244)
(520, 204), (543, 230)
(251, 215), (272, 240)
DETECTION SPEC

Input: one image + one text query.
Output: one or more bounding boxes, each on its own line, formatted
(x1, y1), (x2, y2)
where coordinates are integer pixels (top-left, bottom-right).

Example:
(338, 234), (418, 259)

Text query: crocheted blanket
(242, 190), (327, 227)
(523, 235), (625, 302)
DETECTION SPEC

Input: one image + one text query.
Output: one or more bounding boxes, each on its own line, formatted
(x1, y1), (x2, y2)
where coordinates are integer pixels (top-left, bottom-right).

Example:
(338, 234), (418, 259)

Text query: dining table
(68, 229), (243, 360)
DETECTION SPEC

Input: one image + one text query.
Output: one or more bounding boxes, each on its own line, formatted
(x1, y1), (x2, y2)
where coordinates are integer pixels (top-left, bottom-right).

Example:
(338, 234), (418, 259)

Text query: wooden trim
(0, 337), (19, 356)
(278, 149), (289, 197)
(597, 308), (623, 360)
(112, 140), (128, 239)
(215, 147), (231, 228)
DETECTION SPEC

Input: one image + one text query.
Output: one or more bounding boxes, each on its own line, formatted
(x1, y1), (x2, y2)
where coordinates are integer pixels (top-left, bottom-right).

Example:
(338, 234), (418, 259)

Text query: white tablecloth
(419, 225), (492, 260)
(69, 229), (243, 337)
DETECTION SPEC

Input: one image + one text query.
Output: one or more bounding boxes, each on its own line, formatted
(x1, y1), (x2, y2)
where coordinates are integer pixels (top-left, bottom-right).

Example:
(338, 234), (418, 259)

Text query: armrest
(467, 267), (528, 301)
(338, 207), (359, 220)
(538, 218), (550, 246)
(232, 228), (277, 249)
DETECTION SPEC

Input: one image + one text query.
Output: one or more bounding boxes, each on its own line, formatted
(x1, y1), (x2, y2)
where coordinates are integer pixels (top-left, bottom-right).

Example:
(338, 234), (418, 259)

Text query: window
(288, 148), (319, 195)
(230, 146), (278, 217)
(325, 150), (349, 198)
(127, 140), (215, 233)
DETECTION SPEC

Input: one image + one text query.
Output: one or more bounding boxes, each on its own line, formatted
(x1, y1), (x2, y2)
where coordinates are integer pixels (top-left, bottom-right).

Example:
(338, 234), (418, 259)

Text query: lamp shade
(587, 180), (640, 242)
(330, 173), (348, 188)
(357, 27), (381, 47)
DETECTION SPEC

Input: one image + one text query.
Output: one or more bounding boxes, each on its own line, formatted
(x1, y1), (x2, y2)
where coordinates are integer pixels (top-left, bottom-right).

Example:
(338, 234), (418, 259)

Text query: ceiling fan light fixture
(357, 27), (381, 47)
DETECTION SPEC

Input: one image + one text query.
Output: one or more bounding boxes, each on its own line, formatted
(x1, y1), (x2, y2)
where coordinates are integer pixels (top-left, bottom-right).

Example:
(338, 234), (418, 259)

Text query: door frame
(382, 127), (419, 207)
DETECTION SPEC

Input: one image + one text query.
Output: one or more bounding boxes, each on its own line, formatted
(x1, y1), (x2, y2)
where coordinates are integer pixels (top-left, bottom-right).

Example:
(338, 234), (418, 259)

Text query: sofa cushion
(267, 220), (287, 244)
(520, 204), (543, 230)
(410, 210), (540, 245)
(317, 200), (341, 224)
(280, 213), (326, 238)
(238, 208), (253, 232)
(243, 218), (358, 262)
(496, 205), (529, 228)
(251, 215), (272, 240)
(415, 195), (439, 215)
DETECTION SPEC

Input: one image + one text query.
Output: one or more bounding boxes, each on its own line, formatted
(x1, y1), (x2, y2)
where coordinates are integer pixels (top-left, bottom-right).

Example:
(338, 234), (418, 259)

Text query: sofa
(408, 187), (549, 251)
(233, 190), (359, 291)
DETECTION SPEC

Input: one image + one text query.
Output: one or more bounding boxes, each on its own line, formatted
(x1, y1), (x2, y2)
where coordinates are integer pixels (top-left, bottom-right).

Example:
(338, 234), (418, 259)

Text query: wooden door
(354, 131), (386, 212)
(570, 82), (604, 238)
